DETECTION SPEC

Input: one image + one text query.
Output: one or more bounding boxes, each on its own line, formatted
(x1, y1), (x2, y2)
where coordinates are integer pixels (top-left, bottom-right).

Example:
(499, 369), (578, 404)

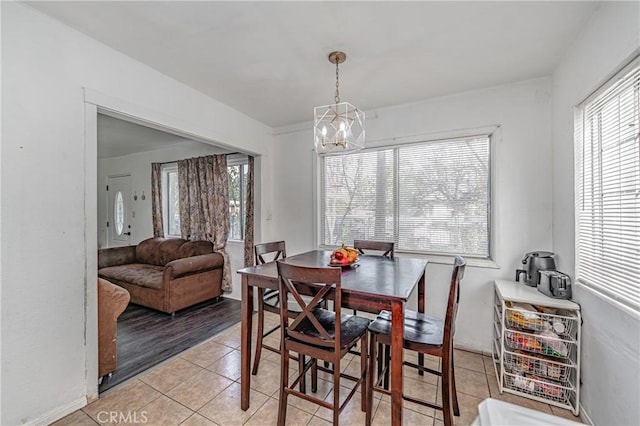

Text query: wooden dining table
(237, 249), (428, 426)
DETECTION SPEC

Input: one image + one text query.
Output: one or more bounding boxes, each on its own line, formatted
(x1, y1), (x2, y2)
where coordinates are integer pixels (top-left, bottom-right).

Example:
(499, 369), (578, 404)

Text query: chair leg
(376, 342), (383, 387)
(251, 288), (266, 375)
(299, 354), (306, 393)
(418, 353), (425, 376)
(383, 344), (390, 391)
(451, 350), (460, 416)
(277, 344), (290, 426)
(441, 351), (455, 426)
(360, 333), (368, 412)
(312, 358), (318, 393)
(366, 334), (376, 426)
(333, 356), (341, 426)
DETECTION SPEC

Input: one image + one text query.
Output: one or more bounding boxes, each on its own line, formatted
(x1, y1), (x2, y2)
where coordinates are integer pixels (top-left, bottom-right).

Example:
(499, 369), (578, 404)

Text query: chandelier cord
(334, 60), (340, 104)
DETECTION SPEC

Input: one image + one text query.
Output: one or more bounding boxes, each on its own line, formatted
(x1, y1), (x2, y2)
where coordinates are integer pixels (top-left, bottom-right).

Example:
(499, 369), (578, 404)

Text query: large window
(161, 159), (248, 240)
(320, 135), (491, 258)
(575, 58), (640, 312)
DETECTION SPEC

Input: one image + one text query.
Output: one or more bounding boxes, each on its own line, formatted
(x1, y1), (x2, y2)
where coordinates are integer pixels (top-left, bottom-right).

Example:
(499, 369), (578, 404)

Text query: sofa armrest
(98, 278), (130, 377)
(98, 246), (137, 269)
(98, 278), (131, 318)
(165, 253), (224, 279)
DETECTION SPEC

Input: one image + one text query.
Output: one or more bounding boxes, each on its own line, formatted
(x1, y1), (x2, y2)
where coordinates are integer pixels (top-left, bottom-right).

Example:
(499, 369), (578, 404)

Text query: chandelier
(314, 51), (365, 155)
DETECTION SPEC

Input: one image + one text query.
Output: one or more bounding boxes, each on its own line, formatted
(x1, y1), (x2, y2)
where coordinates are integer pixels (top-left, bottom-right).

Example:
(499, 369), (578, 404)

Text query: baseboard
(453, 342), (492, 357)
(25, 396), (86, 426)
(579, 404), (594, 426)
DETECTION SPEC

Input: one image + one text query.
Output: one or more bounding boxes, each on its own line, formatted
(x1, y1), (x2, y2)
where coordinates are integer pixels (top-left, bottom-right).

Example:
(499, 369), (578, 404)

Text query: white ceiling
(30, 1), (599, 128)
(97, 114), (222, 159)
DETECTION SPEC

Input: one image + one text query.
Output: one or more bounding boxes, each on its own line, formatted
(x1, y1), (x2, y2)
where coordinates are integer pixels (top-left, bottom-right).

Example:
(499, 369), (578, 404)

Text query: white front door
(107, 175), (132, 247)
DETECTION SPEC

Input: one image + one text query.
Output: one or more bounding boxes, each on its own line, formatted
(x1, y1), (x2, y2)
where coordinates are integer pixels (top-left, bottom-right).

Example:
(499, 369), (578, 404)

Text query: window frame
(161, 162), (180, 238)
(315, 128), (496, 264)
(227, 157), (249, 242)
(574, 56), (640, 315)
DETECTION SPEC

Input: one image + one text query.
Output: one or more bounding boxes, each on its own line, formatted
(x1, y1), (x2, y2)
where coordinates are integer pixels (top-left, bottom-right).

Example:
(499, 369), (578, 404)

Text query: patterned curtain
(243, 156), (255, 267)
(151, 163), (164, 237)
(177, 155), (232, 291)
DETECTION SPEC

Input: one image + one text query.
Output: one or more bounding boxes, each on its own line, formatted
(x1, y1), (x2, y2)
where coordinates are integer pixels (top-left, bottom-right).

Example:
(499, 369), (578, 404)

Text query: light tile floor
(53, 315), (583, 426)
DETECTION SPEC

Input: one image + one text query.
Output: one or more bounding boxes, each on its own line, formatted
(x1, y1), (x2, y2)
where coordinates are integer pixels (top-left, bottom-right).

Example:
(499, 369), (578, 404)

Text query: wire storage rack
(493, 280), (581, 415)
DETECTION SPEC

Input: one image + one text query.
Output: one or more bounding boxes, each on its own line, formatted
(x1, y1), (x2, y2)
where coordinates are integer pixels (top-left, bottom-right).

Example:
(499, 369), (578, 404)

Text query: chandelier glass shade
(314, 51), (365, 155)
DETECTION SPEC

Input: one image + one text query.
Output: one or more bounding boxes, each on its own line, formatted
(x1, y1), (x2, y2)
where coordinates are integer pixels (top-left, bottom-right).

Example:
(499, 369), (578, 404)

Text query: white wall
(272, 77), (555, 353)
(552, 2), (640, 425)
(1, 3), (273, 425)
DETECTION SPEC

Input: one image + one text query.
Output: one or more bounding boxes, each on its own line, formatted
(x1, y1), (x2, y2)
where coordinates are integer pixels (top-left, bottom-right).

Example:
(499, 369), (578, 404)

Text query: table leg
(390, 300), (404, 426)
(418, 269), (425, 375)
(241, 275), (254, 411)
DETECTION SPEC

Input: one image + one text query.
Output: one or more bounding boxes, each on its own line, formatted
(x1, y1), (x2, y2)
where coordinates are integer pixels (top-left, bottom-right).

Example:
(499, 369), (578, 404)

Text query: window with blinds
(320, 135), (491, 257)
(575, 58), (640, 312)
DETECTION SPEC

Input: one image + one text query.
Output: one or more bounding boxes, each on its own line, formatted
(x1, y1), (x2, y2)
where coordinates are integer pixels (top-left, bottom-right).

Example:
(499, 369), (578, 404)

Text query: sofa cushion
(98, 245), (136, 269)
(178, 240), (214, 258)
(99, 264), (165, 290)
(136, 237), (188, 266)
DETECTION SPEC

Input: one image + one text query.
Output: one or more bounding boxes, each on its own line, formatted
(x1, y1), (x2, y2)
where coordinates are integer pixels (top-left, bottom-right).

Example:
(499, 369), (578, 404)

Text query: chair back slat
(255, 241), (286, 265)
(277, 261), (342, 349)
(286, 283), (333, 341)
(353, 240), (394, 258)
(443, 256), (466, 349)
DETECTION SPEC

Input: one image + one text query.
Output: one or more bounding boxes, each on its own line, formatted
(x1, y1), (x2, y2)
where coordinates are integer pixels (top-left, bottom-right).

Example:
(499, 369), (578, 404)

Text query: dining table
(237, 249), (428, 426)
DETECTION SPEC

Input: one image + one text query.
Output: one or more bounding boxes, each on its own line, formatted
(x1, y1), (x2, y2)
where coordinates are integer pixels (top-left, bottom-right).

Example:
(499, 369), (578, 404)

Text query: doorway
(87, 94), (254, 398)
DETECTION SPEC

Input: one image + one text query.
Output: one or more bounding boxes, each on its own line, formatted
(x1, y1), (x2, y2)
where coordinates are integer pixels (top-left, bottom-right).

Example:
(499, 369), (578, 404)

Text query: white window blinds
(575, 59), (640, 311)
(320, 135), (490, 257)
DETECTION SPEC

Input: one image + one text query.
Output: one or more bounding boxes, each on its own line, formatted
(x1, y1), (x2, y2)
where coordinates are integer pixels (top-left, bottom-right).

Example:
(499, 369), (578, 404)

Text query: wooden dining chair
(352, 240), (395, 377)
(365, 256), (466, 426)
(251, 241), (287, 375)
(353, 239), (394, 258)
(276, 260), (371, 426)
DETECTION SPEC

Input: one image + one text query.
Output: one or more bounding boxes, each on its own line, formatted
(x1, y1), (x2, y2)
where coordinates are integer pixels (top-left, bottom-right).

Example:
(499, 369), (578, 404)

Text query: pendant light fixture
(314, 51), (365, 155)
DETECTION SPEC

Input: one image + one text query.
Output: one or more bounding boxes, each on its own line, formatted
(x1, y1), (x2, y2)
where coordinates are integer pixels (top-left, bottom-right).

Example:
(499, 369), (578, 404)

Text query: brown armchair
(98, 278), (130, 378)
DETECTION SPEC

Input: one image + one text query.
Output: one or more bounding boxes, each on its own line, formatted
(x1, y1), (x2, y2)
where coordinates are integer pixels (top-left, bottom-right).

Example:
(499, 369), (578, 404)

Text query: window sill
(576, 280), (640, 320)
(394, 252), (499, 269)
(227, 239), (245, 245)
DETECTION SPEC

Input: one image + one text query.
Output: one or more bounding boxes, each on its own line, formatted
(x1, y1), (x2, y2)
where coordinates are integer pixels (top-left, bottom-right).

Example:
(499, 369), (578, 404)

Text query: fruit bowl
(329, 245), (359, 267)
(328, 257), (359, 268)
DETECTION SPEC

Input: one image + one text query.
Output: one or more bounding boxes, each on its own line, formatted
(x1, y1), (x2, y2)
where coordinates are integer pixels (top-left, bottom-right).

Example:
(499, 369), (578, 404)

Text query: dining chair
(352, 239), (395, 381)
(251, 241), (287, 376)
(276, 260), (371, 426)
(353, 239), (395, 258)
(365, 256), (466, 426)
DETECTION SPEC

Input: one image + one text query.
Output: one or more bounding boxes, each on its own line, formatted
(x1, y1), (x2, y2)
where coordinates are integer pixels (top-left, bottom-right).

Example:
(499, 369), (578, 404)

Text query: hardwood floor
(100, 297), (241, 393)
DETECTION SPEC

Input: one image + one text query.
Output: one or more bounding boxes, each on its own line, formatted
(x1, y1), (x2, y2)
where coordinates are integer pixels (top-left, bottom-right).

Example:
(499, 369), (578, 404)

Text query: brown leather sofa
(98, 278), (130, 378)
(98, 237), (224, 314)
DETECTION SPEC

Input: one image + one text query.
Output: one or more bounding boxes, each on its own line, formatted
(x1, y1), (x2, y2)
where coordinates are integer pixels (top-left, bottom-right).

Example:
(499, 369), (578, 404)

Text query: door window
(114, 191), (124, 235)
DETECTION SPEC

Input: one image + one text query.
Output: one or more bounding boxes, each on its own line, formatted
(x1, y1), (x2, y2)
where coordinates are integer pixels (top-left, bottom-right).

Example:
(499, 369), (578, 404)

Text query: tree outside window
(228, 162), (248, 241)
